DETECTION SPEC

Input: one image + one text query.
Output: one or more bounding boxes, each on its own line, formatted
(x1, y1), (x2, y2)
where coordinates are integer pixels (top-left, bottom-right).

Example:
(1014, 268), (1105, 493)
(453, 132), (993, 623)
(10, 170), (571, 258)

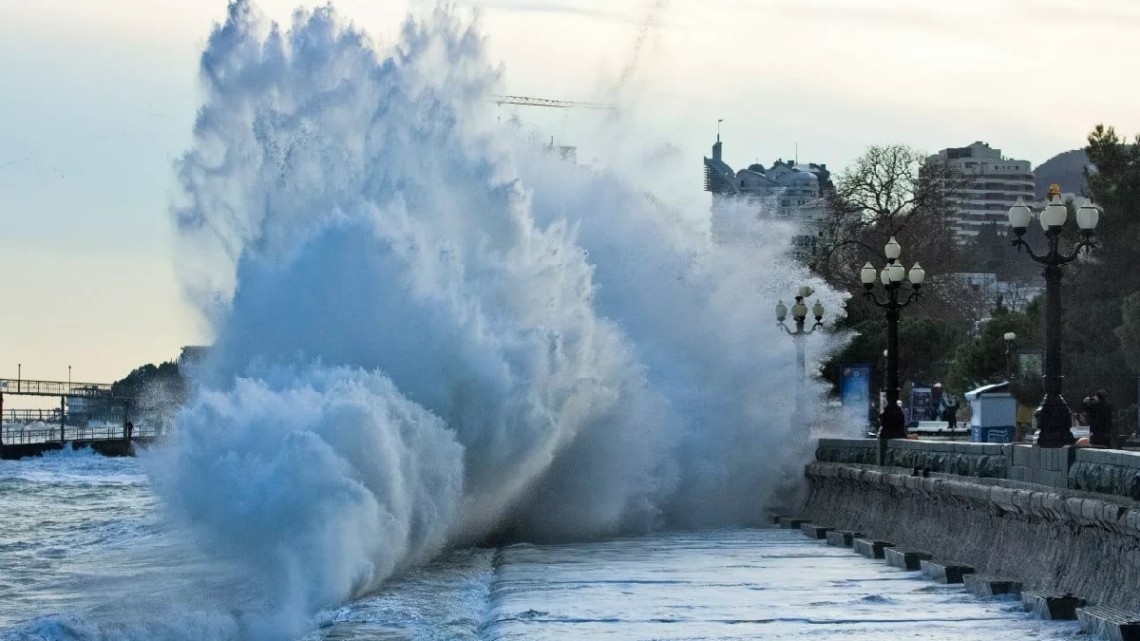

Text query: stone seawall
(802, 462), (1140, 611)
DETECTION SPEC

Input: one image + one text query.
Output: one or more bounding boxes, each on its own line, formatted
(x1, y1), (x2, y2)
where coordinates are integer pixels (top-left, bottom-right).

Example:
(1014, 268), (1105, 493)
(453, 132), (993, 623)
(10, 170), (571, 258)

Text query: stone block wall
(884, 439), (1010, 478)
(802, 463), (1140, 611)
(816, 438), (1010, 478)
(815, 438), (877, 465)
(1009, 445), (1073, 489)
(1069, 448), (1140, 500)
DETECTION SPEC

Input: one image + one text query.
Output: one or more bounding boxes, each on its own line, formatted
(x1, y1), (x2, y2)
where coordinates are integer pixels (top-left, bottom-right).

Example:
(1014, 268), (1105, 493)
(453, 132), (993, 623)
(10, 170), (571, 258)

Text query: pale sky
(1, 0), (1138, 394)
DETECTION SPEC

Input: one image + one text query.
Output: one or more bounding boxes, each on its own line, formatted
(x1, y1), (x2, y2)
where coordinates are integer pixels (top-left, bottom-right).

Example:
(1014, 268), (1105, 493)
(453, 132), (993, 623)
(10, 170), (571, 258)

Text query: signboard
(840, 364), (872, 408)
(840, 364), (873, 432)
(910, 387), (933, 427)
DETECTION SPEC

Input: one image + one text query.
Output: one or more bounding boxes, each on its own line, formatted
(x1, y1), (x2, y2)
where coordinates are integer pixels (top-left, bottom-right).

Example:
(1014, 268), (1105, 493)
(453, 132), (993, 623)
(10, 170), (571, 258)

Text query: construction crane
(493, 95), (615, 110)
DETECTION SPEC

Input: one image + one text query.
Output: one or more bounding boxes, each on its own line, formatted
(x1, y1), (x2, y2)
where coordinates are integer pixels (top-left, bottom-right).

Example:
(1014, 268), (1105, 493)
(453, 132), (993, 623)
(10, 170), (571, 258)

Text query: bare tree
(811, 144), (984, 323)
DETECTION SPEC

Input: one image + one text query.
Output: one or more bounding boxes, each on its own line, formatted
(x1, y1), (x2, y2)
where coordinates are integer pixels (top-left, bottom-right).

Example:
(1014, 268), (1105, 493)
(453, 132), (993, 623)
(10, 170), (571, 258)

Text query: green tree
(825, 316), (965, 395)
(1118, 293), (1140, 373)
(1059, 125), (1140, 412)
(112, 361), (187, 413)
(945, 305), (1042, 407)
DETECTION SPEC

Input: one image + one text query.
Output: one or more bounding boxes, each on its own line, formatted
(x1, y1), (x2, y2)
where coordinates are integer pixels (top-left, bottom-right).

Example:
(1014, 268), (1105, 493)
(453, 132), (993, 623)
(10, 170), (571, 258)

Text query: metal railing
(3, 409), (64, 423)
(0, 379), (115, 398)
(1, 423), (163, 446)
(4, 410), (131, 425)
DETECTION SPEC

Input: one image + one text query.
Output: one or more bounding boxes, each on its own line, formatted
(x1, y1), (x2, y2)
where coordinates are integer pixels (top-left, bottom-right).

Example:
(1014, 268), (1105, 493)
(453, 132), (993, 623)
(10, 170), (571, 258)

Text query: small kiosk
(966, 382), (1017, 443)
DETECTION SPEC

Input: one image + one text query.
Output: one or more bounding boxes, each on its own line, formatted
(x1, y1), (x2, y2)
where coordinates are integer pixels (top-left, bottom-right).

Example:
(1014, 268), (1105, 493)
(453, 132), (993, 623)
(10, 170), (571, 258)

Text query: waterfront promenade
(319, 528), (1078, 641)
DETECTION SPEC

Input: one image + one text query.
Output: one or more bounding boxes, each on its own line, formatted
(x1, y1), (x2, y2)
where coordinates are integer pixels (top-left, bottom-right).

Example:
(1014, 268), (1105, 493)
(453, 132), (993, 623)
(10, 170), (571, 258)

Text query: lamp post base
(1035, 395), (1076, 448)
(879, 404), (908, 440)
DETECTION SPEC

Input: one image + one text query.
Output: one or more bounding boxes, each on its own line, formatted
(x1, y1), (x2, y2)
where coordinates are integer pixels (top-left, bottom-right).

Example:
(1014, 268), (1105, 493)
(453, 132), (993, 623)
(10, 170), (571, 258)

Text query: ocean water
(0, 451), (1082, 641)
(0, 448), (159, 627)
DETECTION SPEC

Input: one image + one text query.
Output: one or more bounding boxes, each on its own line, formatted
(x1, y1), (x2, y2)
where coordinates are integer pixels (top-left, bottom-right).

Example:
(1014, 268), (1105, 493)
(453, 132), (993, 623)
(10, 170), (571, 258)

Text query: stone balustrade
(816, 438), (1140, 501)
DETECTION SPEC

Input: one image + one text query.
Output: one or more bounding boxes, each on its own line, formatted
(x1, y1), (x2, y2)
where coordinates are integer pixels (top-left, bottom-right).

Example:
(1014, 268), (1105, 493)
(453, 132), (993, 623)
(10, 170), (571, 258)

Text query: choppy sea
(0, 449), (1081, 640)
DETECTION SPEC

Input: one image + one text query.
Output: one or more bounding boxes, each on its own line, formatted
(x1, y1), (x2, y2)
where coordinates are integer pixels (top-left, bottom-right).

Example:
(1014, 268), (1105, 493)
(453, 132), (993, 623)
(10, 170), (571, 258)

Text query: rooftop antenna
(717, 118), (723, 142)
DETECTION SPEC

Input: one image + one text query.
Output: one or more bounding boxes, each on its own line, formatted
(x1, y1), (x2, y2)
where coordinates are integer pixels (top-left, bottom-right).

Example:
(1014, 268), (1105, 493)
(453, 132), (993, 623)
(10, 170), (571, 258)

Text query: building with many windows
(703, 136), (833, 260)
(931, 142), (1035, 241)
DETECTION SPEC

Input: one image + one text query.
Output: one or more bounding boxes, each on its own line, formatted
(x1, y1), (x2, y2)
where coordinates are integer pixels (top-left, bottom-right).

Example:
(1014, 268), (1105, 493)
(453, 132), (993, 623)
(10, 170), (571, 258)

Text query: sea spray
(153, 367), (464, 637)
(157, 0), (846, 638)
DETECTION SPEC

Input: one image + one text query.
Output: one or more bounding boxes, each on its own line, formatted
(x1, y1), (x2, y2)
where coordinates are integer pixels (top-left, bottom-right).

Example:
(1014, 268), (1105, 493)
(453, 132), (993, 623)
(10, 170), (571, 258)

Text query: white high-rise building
(931, 142), (1035, 241)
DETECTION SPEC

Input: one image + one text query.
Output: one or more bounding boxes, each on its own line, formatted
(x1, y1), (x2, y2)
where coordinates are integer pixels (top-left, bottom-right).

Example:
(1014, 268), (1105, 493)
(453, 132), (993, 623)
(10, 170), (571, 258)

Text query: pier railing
(0, 379), (114, 398)
(2, 409), (64, 423)
(0, 423), (163, 446)
(3, 409), (132, 425)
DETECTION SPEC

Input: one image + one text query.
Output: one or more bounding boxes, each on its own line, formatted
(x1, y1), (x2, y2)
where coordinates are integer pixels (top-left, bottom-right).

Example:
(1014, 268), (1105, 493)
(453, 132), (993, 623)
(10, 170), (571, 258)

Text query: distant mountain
(1034, 149), (1090, 198)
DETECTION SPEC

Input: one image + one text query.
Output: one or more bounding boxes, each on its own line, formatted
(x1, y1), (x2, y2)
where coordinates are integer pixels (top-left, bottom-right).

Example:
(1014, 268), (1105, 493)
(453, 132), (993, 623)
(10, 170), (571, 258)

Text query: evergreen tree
(1061, 126), (1140, 413)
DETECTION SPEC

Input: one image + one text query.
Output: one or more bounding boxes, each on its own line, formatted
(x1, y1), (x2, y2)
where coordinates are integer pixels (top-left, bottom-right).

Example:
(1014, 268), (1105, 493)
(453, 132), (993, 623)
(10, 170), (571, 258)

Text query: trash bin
(966, 382), (1016, 443)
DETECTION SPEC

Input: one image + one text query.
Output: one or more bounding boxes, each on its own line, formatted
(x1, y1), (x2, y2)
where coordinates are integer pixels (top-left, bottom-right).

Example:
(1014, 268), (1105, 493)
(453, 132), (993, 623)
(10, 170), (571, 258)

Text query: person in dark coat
(1087, 390), (1113, 447)
(1076, 396), (1092, 427)
(942, 396), (960, 430)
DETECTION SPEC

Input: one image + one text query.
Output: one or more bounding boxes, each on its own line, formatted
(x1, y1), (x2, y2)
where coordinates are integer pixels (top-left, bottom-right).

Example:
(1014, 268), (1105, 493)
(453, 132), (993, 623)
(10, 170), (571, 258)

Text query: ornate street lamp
(1007, 184), (1099, 447)
(776, 286), (826, 418)
(859, 237), (926, 440)
(1002, 332), (1017, 382)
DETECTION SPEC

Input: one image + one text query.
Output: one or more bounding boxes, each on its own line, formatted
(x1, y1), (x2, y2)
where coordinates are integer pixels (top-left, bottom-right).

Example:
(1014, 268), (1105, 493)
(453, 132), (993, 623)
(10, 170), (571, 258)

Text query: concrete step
(964, 574), (1022, 598)
(920, 559), (975, 584)
(799, 523), (831, 539)
(885, 547), (933, 571)
(852, 538), (893, 559)
(778, 516), (806, 529)
(1022, 591), (1087, 620)
(1077, 605), (1140, 641)
(825, 530), (861, 548)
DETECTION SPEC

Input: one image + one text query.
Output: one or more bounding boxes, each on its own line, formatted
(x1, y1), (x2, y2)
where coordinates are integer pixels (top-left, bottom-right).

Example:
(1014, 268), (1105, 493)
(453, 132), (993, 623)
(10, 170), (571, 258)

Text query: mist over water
(151, 0), (848, 637)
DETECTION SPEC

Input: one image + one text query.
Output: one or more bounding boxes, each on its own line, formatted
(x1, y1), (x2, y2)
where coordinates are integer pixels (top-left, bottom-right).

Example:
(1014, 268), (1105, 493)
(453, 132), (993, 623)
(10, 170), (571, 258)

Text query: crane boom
(493, 95), (615, 110)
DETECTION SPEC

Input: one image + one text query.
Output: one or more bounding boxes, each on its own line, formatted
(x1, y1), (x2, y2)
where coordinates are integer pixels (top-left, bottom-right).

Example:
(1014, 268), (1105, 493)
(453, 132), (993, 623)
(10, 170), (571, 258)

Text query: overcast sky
(2, 0), (1138, 391)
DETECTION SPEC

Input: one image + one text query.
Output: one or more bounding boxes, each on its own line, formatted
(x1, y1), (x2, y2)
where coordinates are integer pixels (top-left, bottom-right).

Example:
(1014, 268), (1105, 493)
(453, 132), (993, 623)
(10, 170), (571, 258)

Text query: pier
(0, 377), (154, 460)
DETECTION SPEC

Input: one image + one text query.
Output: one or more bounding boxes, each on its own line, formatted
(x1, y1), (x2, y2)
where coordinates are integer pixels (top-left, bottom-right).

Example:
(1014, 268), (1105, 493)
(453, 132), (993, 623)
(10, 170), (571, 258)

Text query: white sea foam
(149, 1), (849, 638)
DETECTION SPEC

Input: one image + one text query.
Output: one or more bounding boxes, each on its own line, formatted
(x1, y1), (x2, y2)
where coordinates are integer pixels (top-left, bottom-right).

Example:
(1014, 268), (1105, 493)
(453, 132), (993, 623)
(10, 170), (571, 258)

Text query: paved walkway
(482, 528), (1079, 641)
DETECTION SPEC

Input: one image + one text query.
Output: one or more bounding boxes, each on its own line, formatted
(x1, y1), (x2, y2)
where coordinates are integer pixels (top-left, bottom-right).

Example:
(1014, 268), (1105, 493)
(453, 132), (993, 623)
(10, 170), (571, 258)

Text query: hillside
(1034, 149), (1089, 198)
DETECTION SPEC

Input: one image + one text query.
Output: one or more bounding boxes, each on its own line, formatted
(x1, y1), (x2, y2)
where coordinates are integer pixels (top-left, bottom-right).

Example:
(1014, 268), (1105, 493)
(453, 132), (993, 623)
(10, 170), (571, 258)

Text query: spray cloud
(156, 1), (847, 638)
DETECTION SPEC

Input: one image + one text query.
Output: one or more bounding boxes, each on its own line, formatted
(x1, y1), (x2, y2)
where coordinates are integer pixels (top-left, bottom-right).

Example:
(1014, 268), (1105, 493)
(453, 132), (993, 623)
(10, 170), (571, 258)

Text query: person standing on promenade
(1087, 390), (1114, 447)
(942, 396), (960, 430)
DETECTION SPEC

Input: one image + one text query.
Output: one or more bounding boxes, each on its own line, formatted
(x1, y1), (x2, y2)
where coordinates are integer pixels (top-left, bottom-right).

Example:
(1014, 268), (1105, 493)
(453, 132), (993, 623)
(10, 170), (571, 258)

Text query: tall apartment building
(931, 142), (1035, 240)
(703, 135), (832, 260)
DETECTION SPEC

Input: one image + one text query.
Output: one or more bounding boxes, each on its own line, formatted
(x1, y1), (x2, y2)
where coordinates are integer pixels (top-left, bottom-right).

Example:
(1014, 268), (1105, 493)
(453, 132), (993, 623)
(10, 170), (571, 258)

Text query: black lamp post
(776, 286), (825, 419)
(859, 237), (926, 440)
(1007, 184), (1099, 448)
